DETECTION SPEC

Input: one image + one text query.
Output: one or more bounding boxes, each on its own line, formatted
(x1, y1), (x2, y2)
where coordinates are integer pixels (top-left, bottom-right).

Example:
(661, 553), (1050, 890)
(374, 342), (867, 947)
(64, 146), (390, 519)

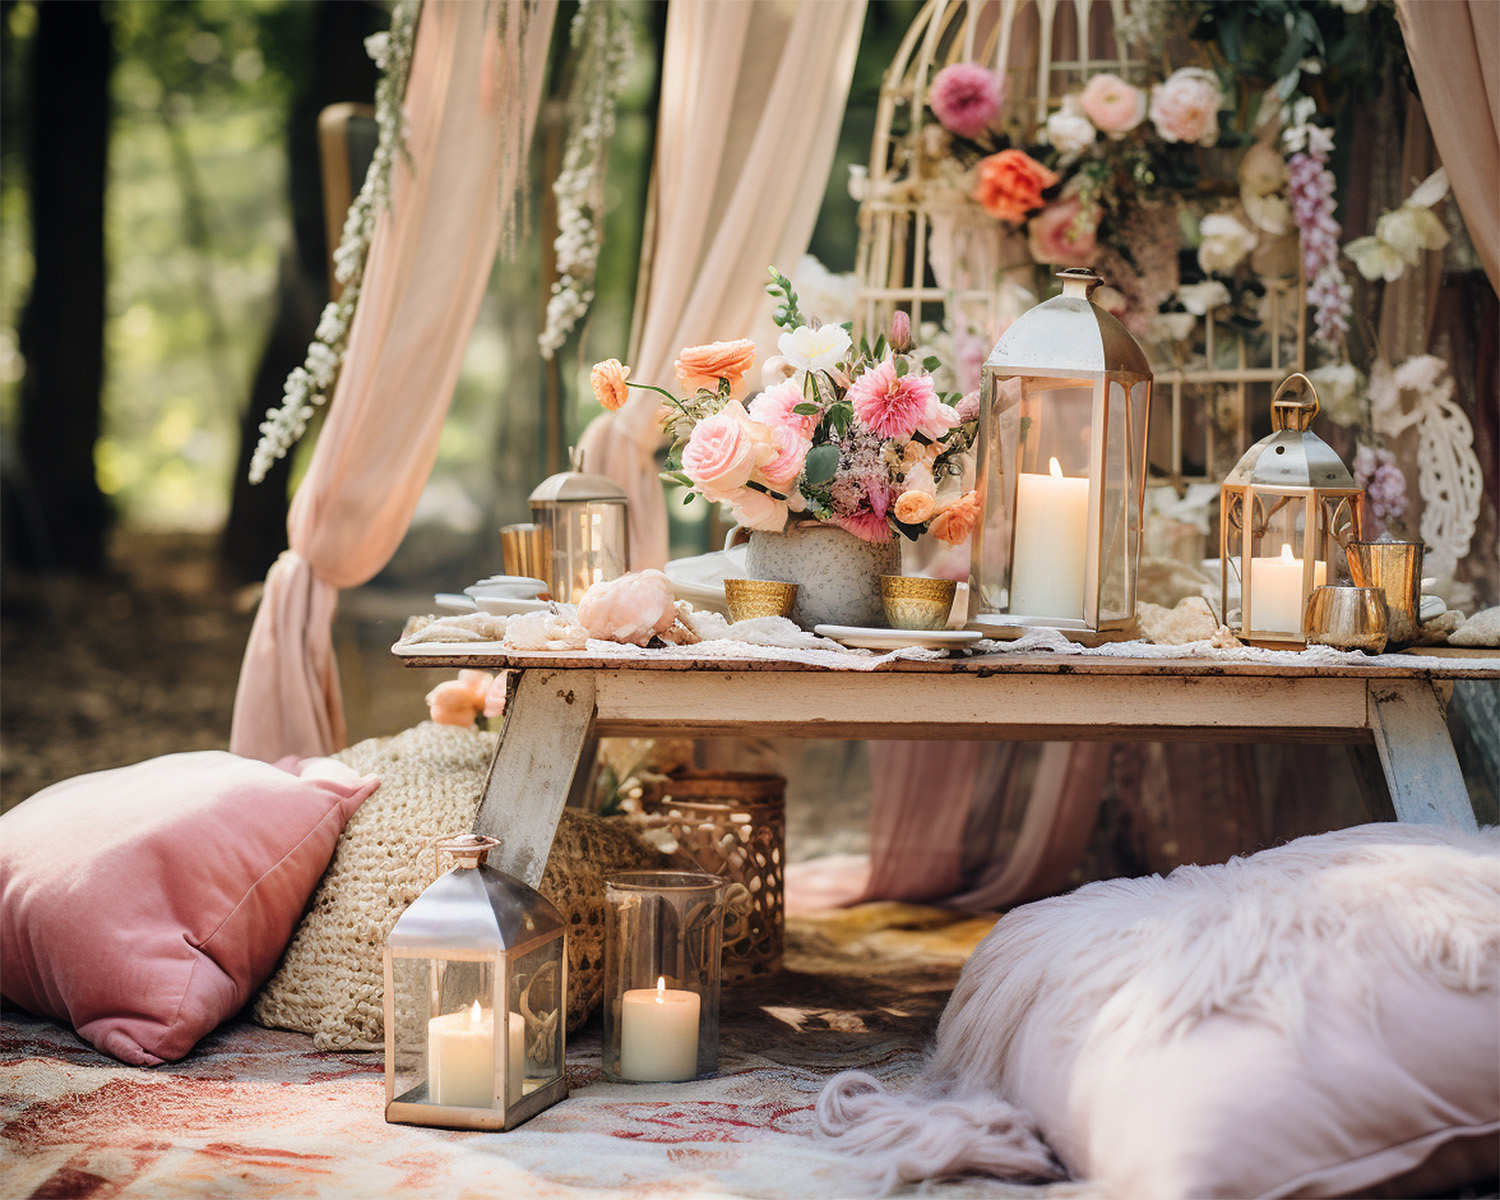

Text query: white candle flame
(1279, 544), (1296, 563)
(468, 1000), (482, 1026)
(655, 977), (667, 1003)
(1048, 456), (1063, 480)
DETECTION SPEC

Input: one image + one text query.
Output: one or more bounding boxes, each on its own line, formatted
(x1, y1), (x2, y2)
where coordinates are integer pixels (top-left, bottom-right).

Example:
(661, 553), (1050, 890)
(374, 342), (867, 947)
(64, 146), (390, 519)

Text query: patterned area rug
(1, 905), (1090, 1199)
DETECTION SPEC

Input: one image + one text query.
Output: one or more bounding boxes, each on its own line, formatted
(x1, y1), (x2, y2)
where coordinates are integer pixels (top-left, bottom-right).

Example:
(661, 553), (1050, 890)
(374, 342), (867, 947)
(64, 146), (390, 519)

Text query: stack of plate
(434, 576), (550, 616)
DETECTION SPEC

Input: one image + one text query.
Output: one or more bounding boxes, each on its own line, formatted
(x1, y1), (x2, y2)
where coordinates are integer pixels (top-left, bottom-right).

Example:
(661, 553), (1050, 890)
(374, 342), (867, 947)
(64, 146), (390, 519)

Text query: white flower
(1344, 235), (1405, 282)
(1045, 96), (1096, 159)
(847, 164), (869, 202)
(1307, 361), (1364, 426)
(1333, 0), (1368, 11)
(792, 255), (860, 326)
(1375, 205), (1448, 264)
(1242, 190), (1291, 235)
(1154, 312), (1199, 342)
(778, 323), (852, 375)
(1176, 280), (1231, 316)
(1196, 213), (1258, 274)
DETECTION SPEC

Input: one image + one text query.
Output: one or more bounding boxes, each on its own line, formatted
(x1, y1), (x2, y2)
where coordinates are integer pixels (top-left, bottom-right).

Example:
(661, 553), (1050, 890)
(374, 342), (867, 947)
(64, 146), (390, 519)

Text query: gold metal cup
(1345, 540), (1422, 650)
(880, 575), (958, 631)
(499, 522), (549, 579)
(724, 579), (799, 622)
(1304, 584), (1389, 654)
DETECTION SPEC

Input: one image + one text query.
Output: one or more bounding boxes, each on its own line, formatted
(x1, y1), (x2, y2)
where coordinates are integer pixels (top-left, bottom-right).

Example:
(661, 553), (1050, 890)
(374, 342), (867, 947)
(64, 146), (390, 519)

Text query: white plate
(813, 624), (984, 651)
(663, 546), (749, 615)
(465, 577), (548, 600)
(434, 593), (553, 616)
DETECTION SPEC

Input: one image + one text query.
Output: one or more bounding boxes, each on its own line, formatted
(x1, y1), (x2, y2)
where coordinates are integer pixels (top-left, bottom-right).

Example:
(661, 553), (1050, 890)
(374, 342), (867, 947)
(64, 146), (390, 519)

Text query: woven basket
(636, 771), (786, 981)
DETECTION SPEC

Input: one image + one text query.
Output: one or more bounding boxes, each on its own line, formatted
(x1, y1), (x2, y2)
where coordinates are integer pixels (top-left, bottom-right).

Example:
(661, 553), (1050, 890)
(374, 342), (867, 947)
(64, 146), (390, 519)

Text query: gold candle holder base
(879, 575), (958, 631)
(723, 579), (799, 623)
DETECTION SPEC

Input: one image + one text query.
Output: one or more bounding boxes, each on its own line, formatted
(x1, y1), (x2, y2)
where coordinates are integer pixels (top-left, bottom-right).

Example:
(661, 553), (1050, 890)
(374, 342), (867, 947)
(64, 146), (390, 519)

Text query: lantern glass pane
(540, 502), (629, 603)
(1243, 488), (1321, 637)
(390, 954), (502, 1109)
(511, 937), (566, 1099)
(1096, 379), (1149, 624)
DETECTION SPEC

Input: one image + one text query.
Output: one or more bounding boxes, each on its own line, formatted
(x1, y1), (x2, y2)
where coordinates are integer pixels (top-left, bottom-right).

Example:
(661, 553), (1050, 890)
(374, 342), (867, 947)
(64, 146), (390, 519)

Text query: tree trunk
(7, 0), (111, 574)
(219, 0), (382, 585)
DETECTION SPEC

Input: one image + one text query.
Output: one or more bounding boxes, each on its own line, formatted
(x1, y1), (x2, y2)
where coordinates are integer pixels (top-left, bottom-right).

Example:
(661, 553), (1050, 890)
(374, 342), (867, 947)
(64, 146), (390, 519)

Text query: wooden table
(397, 644), (1497, 888)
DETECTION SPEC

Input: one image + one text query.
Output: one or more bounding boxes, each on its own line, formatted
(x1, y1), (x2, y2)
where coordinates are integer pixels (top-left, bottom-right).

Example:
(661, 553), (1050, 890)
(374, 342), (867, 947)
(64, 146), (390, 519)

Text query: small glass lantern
(972, 268), (1153, 639)
(528, 448), (630, 603)
(384, 834), (566, 1130)
(1220, 372), (1365, 646)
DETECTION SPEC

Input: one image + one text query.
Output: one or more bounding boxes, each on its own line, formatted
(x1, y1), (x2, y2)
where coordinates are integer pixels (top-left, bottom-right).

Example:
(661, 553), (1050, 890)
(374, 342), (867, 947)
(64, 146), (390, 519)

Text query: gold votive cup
(724, 579), (798, 623)
(1345, 540), (1422, 650)
(880, 575), (958, 631)
(499, 522), (550, 579)
(1304, 584), (1389, 654)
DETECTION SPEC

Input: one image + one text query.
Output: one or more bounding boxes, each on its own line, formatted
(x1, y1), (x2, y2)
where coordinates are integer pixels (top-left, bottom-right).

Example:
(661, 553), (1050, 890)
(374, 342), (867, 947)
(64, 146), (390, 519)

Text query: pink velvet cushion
(0, 750), (378, 1065)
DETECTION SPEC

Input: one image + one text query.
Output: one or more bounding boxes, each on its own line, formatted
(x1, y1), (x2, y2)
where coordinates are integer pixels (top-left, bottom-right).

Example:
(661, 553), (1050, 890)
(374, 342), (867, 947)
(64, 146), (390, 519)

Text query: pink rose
(1079, 74), (1146, 134)
(1149, 67), (1223, 146)
(1026, 195), (1100, 268)
(727, 487), (789, 533)
(748, 378), (816, 439)
(756, 424), (812, 492)
(681, 406), (760, 502)
(928, 62), (1005, 140)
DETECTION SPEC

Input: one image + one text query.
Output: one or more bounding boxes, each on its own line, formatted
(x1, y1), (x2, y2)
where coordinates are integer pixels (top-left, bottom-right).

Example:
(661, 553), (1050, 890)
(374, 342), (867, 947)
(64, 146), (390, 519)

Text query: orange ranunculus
(931, 490), (981, 544)
(674, 338), (757, 396)
(973, 149), (1059, 224)
(591, 358), (630, 411)
(893, 489), (937, 525)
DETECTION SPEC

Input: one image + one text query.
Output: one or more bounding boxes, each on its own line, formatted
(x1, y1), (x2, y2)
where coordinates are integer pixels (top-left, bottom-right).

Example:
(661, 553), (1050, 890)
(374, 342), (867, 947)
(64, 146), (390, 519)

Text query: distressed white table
(396, 644), (1497, 887)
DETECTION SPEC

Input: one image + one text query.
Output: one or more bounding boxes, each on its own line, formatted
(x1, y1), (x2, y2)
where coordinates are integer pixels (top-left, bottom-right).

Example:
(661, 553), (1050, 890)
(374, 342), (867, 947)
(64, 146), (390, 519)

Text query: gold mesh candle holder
(637, 771), (786, 981)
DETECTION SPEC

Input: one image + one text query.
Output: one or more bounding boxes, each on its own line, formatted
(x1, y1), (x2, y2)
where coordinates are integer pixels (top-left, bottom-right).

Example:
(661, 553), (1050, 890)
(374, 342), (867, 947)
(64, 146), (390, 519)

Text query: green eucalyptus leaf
(802, 443), (841, 486)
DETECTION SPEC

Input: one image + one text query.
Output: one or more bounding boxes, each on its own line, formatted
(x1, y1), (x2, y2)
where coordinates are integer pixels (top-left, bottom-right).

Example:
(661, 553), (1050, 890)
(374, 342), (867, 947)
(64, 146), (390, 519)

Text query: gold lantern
(1220, 373), (1365, 646)
(528, 450), (630, 603)
(384, 835), (566, 1130)
(972, 268), (1153, 640)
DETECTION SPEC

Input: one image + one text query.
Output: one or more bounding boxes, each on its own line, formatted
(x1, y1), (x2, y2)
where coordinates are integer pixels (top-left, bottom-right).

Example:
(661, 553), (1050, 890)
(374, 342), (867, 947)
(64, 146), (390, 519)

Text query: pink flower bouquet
(596, 270), (979, 545)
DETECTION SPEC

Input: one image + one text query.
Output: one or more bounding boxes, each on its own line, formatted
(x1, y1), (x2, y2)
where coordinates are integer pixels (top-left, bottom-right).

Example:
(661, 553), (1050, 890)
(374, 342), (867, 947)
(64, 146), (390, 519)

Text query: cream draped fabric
(231, 0), (556, 761)
(1396, 0), (1500, 289)
(577, 0), (868, 570)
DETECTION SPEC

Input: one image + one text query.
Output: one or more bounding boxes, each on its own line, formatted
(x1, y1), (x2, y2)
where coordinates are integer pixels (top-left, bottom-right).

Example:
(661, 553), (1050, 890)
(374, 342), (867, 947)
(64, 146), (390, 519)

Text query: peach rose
(590, 359), (630, 411)
(1079, 74), (1146, 134)
(974, 149), (1059, 224)
(1149, 67), (1222, 147)
(930, 490), (981, 544)
(894, 489), (937, 524)
(675, 338), (757, 396)
(427, 679), (481, 726)
(756, 424), (812, 493)
(727, 487), (789, 533)
(1026, 195), (1100, 268)
(681, 401), (762, 502)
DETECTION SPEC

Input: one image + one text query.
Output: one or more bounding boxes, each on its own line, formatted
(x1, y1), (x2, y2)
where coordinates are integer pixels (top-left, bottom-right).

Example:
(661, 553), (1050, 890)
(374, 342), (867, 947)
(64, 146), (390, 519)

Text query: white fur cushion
(818, 823), (1500, 1198)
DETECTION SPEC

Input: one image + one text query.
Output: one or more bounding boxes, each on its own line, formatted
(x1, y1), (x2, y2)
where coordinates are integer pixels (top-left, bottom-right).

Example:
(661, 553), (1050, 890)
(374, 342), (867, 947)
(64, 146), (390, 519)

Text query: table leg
(1368, 679), (1477, 830)
(473, 669), (597, 887)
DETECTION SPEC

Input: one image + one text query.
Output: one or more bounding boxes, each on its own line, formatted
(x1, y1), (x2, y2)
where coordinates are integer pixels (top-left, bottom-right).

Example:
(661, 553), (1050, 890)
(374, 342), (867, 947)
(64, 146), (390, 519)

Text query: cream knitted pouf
(253, 722), (664, 1049)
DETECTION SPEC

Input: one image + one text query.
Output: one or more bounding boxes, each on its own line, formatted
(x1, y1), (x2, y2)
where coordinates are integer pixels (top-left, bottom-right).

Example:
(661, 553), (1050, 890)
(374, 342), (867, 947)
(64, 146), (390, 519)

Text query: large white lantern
(972, 268), (1153, 640)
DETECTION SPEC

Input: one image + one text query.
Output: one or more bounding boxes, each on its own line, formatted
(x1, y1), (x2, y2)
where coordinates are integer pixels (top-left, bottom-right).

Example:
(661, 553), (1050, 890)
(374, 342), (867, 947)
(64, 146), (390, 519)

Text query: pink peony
(1079, 74), (1146, 134)
(681, 405), (761, 502)
(1149, 68), (1223, 146)
(748, 378), (816, 439)
(928, 63), (1005, 140)
(1026, 195), (1100, 268)
(757, 424), (812, 492)
(727, 487), (789, 533)
(847, 358), (940, 440)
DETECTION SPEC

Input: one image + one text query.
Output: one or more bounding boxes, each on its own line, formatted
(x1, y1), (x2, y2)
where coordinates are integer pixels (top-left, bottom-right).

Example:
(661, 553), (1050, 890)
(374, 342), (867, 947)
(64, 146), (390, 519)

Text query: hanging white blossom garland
(537, 0), (633, 360)
(248, 0), (421, 484)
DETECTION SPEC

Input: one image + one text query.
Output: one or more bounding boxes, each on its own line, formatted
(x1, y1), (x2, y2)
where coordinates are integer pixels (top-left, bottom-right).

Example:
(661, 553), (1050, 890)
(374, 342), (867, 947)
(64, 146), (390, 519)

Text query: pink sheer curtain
(1396, 0), (1499, 290)
(231, 0), (555, 762)
(577, 0), (868, 569)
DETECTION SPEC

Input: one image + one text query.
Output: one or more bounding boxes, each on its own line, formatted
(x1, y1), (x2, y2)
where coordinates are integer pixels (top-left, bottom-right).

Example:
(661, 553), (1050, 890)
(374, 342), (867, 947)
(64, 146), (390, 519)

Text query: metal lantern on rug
(972, 268), (1153, 641)
(1220, 373), (1365, 646)
(528, 449), (630, 603)
(384, 835), (566, 1130)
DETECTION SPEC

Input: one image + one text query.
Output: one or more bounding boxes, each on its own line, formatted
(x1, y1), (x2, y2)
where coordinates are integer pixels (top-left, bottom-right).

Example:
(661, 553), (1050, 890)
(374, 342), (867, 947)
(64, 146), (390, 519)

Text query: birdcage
(853, 0), (1306, 493)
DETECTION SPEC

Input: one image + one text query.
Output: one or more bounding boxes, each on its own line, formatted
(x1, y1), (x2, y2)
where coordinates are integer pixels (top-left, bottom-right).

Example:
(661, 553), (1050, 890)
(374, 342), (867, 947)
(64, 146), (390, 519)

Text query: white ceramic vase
(742, 521), (900, 629)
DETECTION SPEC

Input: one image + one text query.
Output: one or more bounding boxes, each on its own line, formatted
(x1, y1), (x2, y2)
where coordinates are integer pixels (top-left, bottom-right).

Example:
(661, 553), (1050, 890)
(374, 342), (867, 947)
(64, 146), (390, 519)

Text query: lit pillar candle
(427, 1001), (526, 1107)
(620, 977), (700, 1082)
(1010, 457), (1090, 620)
(1248, 543), (1325, 634)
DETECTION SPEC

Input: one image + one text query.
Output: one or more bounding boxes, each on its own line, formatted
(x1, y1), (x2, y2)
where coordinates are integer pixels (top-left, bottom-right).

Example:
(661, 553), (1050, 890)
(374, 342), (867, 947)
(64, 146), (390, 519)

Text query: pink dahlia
(928, 63), (1004, 140)
(835, 507), (894, 543)
(848, 358), (939, 441)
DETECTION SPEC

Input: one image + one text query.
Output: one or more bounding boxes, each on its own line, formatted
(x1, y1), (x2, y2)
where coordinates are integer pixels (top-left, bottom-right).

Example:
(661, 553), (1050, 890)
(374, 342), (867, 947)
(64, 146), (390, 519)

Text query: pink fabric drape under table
(232, 0), (555, 762)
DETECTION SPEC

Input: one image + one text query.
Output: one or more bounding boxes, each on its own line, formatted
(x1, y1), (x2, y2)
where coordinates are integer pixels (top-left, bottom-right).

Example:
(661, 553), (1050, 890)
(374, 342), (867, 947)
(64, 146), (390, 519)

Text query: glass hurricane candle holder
(602, 871), (726, 1083)
(972, 268), (1153, 641)
(383, 834), (567, 1130)
(528, 448), (630, 603)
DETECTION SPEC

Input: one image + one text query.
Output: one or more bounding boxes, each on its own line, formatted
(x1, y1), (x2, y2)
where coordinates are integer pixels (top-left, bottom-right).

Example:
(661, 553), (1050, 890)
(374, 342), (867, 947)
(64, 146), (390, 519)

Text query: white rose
(728, 488), (789, 532)
(1196, 213), (1258, 275)
(1176, 280), (1231, 316)
(1045, 97), (1097, 159)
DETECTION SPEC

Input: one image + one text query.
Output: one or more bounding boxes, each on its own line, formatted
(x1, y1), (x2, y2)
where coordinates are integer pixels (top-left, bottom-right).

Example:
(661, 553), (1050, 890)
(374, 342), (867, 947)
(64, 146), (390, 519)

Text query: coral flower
(931, 490), (981, 544)
(1027, 195), (1100, 268)
(1079, 73), (1146, 134)
(674, 338), (757, 396)
(974, 149), (1059, 224)
(847, 358), (940, 441)
(928, 62), (1005, 140)
(590, 358), (630, 412)
(894, 489), (937, 524)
